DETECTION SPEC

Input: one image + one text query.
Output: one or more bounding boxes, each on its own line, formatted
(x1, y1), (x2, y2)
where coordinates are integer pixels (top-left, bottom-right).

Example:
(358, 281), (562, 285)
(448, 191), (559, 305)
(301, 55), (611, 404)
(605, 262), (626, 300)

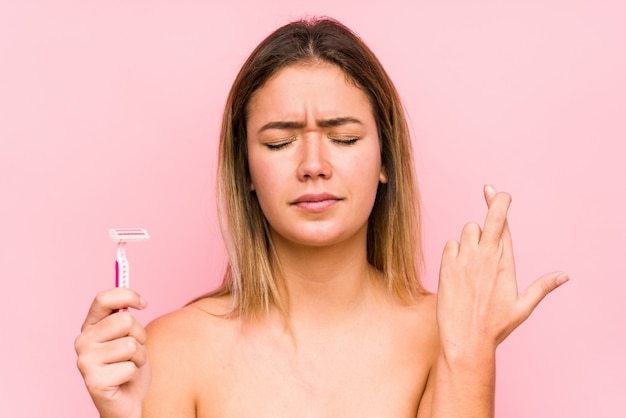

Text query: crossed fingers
(446, 185), (513, 261)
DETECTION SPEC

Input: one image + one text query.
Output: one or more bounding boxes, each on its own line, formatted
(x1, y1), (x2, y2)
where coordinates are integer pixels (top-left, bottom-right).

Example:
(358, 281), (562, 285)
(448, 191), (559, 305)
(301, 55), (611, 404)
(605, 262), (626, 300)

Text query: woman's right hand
(75, 288), (151, 418)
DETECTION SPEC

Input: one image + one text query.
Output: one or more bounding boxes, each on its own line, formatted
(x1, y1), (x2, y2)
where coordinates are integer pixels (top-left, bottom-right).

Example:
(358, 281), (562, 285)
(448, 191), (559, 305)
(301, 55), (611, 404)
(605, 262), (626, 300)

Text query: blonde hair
(195, 17), (427, 316)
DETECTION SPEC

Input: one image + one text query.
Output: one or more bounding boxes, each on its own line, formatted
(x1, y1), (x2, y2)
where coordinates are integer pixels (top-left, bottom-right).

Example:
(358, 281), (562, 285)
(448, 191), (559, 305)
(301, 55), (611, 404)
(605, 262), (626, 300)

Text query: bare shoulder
(143, 295), (239, 417)
(378, 288), (438, 332)
(370, 284), (440, 367)
(145, 295), (241, 369)
(390, 292), (439, 352)
(146, 295), (235, 341)
(415, 292), (438, 330)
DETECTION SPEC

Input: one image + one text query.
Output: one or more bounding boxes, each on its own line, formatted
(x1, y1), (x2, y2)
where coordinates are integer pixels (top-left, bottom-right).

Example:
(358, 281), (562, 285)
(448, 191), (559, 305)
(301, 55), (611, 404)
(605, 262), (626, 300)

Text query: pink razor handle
(115, 243), (129, 288)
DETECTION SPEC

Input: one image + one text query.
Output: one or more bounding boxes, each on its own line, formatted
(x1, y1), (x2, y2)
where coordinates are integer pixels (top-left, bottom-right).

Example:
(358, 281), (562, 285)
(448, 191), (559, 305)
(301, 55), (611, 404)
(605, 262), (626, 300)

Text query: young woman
(75, 17), (568, 417)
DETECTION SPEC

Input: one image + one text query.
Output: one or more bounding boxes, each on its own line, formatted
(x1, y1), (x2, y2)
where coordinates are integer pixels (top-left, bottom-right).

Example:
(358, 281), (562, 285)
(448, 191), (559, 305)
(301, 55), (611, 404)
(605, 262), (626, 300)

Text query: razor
(108, 228), (150, 289)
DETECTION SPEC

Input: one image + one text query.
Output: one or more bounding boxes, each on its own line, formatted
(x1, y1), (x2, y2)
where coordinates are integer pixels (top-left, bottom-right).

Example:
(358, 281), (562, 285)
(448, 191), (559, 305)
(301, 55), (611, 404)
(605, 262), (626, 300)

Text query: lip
(290, 193), (342, 212)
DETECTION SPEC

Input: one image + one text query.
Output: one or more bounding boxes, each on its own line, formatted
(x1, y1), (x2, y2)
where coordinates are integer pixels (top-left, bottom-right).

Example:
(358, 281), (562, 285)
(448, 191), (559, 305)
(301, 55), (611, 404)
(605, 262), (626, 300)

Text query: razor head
(109, 228), (150, 243)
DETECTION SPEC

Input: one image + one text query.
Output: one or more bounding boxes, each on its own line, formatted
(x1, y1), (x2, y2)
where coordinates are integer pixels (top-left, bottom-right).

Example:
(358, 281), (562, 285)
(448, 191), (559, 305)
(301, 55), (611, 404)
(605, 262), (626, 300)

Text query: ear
(379, 165), (388, 184)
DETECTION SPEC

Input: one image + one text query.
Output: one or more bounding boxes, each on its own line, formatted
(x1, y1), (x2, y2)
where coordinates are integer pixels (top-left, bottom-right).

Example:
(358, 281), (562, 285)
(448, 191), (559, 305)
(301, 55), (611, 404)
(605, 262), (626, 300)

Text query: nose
(297, 135), (332, 181)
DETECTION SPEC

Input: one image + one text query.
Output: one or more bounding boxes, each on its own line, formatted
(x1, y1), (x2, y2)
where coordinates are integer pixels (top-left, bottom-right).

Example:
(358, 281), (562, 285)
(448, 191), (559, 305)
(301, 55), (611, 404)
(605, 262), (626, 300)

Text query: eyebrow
(257, 117), (363, 134)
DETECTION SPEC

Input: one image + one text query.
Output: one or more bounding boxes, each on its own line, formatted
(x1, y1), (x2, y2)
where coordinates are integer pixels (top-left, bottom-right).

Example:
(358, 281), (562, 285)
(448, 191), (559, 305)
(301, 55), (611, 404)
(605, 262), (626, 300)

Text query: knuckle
(74, 331), (96, 355)
(540, 280), (553, 298)
(119, 360), (139, 378)
(123, 336), (140, 353)
(117, 311), (134, 333)
(463, 222), (481, 233)
(93, 290), (111, 308)
(136, 347), (148, 367)
(116, 335), (142, 359)
(135, 326), (148, 345)
(75, 352), (92, 375)
(74, 334), (85, 354)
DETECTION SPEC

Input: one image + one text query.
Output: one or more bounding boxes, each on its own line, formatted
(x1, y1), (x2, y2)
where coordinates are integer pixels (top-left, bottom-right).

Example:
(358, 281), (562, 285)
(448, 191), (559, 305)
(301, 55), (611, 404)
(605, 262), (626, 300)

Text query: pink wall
(2, 1), (624, 416)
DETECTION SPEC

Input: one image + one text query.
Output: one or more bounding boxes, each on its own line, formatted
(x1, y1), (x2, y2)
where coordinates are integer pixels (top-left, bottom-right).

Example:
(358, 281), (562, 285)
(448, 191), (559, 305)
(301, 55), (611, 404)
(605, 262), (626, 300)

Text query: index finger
(81, 288), (147, 331)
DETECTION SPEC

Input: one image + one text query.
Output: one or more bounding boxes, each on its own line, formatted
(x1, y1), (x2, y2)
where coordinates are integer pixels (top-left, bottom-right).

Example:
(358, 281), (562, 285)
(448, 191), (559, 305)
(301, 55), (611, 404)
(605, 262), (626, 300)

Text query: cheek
(345, 148), (383, 183)
(247, 148), (264, 191)
(247, 154), (283, 202)
(337, 156), (383, 209)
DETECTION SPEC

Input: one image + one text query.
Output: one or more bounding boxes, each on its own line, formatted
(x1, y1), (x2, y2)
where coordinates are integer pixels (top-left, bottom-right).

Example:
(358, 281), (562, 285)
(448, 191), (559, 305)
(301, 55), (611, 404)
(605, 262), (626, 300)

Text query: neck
(270, 228), (378, 325)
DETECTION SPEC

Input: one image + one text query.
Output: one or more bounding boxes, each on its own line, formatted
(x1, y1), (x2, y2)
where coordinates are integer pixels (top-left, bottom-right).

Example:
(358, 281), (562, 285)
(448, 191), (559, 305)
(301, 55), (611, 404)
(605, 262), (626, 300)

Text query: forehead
(246, 63), (374, 126)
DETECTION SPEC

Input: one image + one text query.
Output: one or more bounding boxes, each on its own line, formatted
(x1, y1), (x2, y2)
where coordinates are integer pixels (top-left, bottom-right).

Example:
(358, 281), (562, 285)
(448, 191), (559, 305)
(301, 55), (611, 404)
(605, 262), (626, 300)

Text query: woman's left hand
(436, 185), (568, 357)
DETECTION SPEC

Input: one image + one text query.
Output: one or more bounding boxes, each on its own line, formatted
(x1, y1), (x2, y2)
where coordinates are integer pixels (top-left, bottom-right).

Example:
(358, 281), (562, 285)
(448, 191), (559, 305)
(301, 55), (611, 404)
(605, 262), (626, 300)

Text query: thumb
(518, 271), (569, 320)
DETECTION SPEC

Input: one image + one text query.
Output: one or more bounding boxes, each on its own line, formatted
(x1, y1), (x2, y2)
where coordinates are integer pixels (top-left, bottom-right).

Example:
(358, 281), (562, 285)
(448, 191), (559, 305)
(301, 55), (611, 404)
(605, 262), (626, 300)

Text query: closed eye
(329, 136), (359, 146)
(264, 136), (297, 150)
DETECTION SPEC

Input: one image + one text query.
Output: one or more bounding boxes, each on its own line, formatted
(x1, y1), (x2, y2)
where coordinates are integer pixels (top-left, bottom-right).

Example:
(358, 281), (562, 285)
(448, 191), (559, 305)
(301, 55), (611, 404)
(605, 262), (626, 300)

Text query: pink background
(2, 1), (625, 416)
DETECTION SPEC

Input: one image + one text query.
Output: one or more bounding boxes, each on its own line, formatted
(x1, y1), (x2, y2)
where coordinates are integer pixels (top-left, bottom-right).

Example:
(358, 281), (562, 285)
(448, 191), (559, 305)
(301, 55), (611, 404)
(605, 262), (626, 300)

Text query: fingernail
(556, 273), (570, 285)
(485, 184), (496, 196)
(139, 296), (148, 308)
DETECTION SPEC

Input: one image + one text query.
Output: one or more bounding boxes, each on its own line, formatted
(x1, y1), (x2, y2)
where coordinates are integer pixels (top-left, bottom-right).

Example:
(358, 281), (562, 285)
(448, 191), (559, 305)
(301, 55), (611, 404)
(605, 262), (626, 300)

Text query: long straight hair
(195, 17), (427, 317)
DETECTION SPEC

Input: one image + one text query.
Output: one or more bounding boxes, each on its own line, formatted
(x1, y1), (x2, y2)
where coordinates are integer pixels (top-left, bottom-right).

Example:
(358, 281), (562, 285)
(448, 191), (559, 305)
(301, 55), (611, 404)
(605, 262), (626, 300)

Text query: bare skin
(75, 62), (568, 417)
(143, 283), (438, 417)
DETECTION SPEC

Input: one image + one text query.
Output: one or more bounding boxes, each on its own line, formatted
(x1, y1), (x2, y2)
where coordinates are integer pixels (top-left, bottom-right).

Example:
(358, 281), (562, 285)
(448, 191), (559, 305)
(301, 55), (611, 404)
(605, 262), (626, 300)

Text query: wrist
(98, 405), (142, 418)
(439, 337), (497, 370)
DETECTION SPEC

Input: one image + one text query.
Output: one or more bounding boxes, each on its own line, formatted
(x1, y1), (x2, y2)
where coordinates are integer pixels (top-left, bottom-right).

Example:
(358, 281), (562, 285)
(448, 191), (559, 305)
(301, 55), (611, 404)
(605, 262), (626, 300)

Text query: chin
(273, 224), (365, 249)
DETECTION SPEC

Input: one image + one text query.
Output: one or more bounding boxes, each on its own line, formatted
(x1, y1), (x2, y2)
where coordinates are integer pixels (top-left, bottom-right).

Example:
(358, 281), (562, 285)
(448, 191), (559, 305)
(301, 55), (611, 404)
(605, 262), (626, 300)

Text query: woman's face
(246, 63), (387, 249)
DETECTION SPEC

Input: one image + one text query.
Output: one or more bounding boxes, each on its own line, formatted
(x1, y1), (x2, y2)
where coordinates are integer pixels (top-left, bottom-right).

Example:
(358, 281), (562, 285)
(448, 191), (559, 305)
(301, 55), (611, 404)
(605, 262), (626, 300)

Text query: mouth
(290, 193), (342, 212)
